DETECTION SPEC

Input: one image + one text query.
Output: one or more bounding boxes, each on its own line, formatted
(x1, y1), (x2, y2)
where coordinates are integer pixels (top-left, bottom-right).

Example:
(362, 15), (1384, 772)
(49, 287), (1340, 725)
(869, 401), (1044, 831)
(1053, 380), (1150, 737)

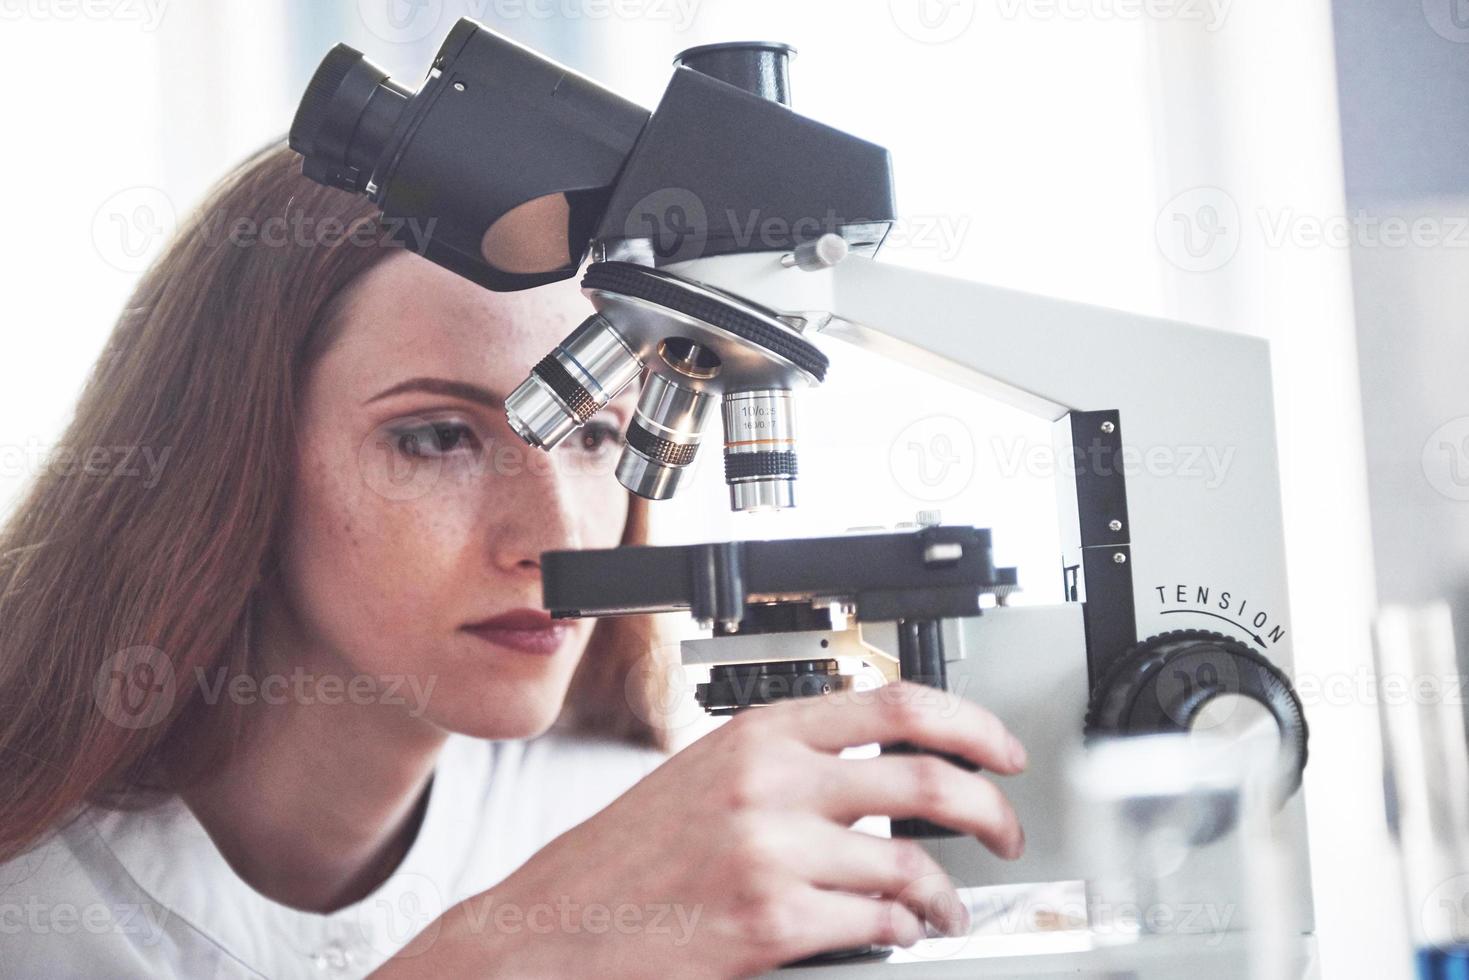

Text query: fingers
(810, 753), (1025, 859)
(709, 683), (1027, 859)
(719, 812), (966, 969)
(767, 681), (1028, 775)
(797, 818), (970, 938)
(778, 886), (930, 962)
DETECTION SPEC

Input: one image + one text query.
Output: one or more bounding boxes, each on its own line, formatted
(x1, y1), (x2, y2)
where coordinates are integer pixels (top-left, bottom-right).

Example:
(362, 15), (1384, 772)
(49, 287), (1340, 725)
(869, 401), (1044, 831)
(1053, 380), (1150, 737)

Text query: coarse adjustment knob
(1085, 629), (1309, 806)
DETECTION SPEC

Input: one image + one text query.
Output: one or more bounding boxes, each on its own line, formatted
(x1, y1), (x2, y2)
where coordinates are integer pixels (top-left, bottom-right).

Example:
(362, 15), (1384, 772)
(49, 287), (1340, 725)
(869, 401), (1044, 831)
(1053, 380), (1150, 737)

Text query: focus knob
(1085, 629), (1309, 806)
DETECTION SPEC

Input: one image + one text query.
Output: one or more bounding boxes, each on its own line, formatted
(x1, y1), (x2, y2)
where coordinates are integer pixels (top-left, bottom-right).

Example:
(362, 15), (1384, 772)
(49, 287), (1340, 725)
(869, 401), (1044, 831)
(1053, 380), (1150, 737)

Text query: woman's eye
(392, 421), (481, 459)
(570, 422), (625, 455)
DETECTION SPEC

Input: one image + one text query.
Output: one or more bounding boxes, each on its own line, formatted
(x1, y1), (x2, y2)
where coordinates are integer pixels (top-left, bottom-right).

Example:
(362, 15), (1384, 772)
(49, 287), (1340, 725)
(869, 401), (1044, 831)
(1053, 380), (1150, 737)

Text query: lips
(461, 608), (572, 655)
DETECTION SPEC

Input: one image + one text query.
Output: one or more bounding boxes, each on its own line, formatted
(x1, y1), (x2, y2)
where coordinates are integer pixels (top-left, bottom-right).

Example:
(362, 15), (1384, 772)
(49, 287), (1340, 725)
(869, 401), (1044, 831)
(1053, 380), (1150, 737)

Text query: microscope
(291, 21), (1315, 977)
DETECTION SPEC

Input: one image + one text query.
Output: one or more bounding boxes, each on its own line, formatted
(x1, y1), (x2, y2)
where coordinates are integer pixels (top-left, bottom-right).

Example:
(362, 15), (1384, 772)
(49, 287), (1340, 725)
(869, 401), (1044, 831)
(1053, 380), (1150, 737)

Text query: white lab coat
(0, 733), (665, 978)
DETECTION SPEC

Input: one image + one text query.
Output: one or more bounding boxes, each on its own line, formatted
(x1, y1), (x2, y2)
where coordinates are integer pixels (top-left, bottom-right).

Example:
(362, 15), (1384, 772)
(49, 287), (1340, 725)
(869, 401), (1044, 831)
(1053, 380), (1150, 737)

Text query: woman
(0, 140), (1027, 979)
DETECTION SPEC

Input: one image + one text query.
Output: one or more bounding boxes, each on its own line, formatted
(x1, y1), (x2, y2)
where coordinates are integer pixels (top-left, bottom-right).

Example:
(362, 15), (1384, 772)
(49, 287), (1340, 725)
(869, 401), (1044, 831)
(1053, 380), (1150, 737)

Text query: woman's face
(274, 251), (634, 739)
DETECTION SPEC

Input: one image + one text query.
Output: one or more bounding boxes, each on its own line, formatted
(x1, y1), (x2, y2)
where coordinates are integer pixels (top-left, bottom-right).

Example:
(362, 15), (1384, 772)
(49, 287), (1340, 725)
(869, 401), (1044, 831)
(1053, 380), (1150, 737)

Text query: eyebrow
(364, 377), (505, 409)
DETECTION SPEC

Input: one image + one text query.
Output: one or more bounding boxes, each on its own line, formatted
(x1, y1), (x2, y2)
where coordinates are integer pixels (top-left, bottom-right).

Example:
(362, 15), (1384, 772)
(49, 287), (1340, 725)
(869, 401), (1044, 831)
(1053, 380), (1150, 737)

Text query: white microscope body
(666, 247), (1317, 977)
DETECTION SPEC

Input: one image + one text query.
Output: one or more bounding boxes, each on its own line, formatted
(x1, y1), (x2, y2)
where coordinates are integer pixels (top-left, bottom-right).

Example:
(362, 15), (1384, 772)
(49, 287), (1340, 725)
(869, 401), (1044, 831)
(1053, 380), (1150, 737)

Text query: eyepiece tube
(505, 314), (642, 450)
(289, 44), (410, 194)
(290, 21), (650, 292)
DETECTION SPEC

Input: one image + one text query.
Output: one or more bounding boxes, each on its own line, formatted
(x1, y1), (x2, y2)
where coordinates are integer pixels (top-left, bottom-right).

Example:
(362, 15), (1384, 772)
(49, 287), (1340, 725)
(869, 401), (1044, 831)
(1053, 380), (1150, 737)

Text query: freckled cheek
(346, 489), (482, 594)
(294, 460), (474, 640)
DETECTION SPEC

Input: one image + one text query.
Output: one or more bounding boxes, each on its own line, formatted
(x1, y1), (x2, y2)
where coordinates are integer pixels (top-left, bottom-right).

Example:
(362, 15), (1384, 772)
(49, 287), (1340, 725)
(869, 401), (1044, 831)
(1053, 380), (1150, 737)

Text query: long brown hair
(0, 139), (666, 864)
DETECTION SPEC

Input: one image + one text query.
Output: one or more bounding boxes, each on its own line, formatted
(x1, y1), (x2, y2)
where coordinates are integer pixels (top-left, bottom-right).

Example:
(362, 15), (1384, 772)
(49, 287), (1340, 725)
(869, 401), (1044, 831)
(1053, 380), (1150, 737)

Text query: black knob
(1085, 630), (1309, 806)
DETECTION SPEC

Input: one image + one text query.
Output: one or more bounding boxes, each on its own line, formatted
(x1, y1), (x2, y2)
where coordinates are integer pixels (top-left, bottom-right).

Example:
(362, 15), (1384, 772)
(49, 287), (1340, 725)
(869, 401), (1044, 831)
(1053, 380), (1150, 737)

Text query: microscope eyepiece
(673, 41), (796, 106)
(288, 20), (650, 292)
(288, 44), (409, 195)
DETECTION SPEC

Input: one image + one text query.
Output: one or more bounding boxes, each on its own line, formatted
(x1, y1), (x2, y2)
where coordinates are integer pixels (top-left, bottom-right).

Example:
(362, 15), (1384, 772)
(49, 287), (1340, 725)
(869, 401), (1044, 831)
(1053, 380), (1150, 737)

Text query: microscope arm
(671, 252), (1297, 678)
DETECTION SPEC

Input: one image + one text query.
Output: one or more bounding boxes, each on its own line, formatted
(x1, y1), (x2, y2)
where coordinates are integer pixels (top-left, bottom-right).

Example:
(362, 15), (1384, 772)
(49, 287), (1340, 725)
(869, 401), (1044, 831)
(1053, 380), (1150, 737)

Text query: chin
(426, 675), (570, 741)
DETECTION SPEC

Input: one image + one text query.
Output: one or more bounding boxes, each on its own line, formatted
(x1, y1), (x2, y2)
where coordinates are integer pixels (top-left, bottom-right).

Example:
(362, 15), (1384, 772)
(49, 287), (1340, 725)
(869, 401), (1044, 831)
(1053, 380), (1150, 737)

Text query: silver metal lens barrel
(722, 389), (797, 512)
(616, 372), (713, 499)
(505, 313), (642, 450)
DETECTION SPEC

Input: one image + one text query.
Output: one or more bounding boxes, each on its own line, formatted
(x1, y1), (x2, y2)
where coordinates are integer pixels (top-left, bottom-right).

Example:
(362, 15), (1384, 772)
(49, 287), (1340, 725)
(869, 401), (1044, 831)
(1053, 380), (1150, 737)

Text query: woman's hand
(378, 682), (1027, 980)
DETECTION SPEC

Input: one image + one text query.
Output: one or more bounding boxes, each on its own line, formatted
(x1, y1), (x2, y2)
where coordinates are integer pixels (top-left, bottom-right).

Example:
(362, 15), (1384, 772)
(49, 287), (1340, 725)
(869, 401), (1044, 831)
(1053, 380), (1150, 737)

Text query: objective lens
(616, 373), (713, 500)
(505, 313), (642, 450)
(722, 389), (797, 512)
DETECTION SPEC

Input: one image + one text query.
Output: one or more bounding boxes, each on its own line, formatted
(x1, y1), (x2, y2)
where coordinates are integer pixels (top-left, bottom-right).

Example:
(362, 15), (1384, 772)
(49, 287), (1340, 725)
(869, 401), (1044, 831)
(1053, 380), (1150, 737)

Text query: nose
(488, 451), (583, 576)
